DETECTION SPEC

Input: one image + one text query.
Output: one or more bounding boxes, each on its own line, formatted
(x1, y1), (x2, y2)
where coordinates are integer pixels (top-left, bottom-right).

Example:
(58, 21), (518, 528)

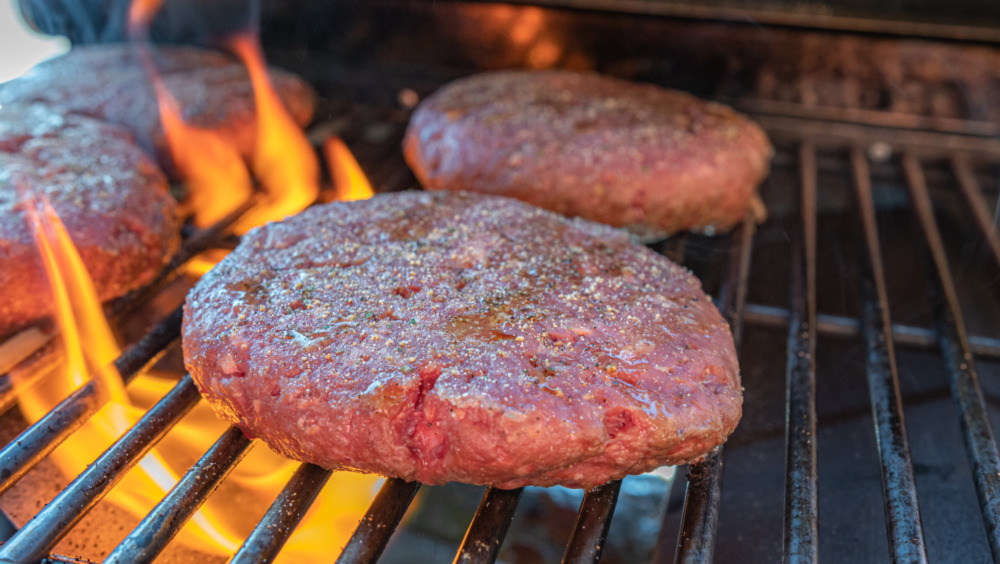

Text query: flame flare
(228, 32), (320, 233)
(17, 193), (243, 552)
(11, 1), (383, 559)
(155, 90), (255, 228)
(128, 0), (254, 229)
(326, 136), (375, 201)
(128, 5), (319, 233)
(18, 138), (381, 558)
(20, 195), (124, 405)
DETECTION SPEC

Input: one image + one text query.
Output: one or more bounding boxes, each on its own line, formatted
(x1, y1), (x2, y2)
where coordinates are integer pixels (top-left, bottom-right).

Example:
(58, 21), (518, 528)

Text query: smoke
(18, 0), (259, 45)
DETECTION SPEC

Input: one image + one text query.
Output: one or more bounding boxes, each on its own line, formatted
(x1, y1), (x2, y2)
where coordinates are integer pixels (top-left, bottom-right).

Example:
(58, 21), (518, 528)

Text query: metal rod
(0, 188), (245, 381)
(230, 463), (333, 564)
(0, 327), (52, 375)
(107, 195), (255, 319)
(725, 214), (756, 353)
(783, 141), (819, 564)
(0, 305), (183, 497)
(113, 305), (184, 378)
(0, 305), (181, 421)
(902, 154), (1000, 562)
(454, 487), (524, 564)
(741, 303), (1000, 359)
(851, 148), (929, 563)
(562, 480), (623, 564)
(673, 213), (756, 563)
(0, 195), (244, 418)
(0, 338), (60, 417)
(0, 375), (201, 563)
(951, 154), (1000, 269)
(104, 426), (255, 563)
(337, 478), (420, 564)
(733, 97), (1000, 139)
(455, 0), (1000, 43)
(659, 234), (689, 264)
(757, 114), (1000, 158)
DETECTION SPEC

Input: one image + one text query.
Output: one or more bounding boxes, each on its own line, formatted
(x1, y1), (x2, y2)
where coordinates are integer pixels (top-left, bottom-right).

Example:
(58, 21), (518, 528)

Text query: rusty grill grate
(0, 71), (999, 563)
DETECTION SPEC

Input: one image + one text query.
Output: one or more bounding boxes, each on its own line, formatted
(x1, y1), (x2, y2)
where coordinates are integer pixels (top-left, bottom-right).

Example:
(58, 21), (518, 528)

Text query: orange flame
(21, 195), (124, 404)
(7, 1), (384, 558)
(20, 186), (380, 560)
(128, 5), (319, 233)
(228, 32), (320, 233)
(126, 0), (162, 40)
(183, 137), (374, 279)
(155, 90), (255, 228)
(325, 137), (375, 201)
(170, 139), (379, 559)
(128, 0), (253, 229)
(17, 194), (243, 553)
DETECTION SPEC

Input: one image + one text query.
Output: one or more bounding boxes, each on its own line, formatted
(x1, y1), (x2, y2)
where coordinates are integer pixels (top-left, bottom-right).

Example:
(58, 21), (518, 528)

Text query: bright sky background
(0, 0), (69, 86)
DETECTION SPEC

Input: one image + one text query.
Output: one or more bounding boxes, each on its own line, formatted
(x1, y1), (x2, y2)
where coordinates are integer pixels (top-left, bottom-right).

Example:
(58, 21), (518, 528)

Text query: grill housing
(1, 2), (1000, 562)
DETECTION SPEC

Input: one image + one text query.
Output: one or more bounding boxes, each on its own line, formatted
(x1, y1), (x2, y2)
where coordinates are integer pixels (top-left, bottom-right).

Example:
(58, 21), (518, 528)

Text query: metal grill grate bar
(673, 450), (726, 564)
(902, 154), (1000, 561)
(337, 478), (420, 564)
(0, 204), (245, 444)
(105, 426), (255, 563)
(454, 487), (524, 564)
(950, 155), (1000, 269)
(231, 463), (333, 564)
(851, 148), (928, 563)
(673, 212), (756, 563)
(0, 374), (201, 563)
(562, 480), (622, 564)
(783, 142), (819, 563)
(0, 305), (183, 497)
(107, 196), (255, 320)
(742, 303), (1000, 358)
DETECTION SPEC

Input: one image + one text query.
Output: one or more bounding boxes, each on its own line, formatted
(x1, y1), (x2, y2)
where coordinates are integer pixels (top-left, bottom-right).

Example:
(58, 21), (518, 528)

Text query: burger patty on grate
(183, 191), (741, 488)
(0, 44), (315, 180)
(0, 104), (180, 337)
(405, 70), (772, 239)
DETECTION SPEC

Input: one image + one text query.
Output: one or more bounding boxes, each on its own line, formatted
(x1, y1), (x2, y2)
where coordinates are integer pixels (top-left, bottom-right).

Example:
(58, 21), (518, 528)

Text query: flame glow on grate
(18, 193), (244, 551)
(9, 0), (380, 559)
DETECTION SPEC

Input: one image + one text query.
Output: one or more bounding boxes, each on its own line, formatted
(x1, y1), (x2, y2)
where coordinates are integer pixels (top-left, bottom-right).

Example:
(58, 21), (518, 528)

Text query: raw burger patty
(183, 191), (741, 489)
(404, 70), (772, 238)
(0, 104), (180, 336)
(0, 44), (315, 179)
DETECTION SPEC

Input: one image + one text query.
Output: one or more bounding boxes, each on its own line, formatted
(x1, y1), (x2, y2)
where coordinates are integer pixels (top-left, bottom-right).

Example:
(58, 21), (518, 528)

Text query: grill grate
(231, 462), (333, 563)
(455, 486), (524, 563)
(902, 154), (1000, 559)
(852, 148), (927, 562)
(107, 426), (255, 562)
(0, 79), (999, 563)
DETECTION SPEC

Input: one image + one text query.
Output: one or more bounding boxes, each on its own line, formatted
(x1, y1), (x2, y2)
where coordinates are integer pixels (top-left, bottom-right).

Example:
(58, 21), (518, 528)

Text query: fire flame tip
(325, 137), (375, 202)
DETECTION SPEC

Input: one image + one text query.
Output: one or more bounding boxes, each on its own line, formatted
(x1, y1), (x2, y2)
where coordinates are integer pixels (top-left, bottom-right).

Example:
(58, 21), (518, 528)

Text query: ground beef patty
(0, 44), (315, 179)
(0, 104), (180, 337)
(183, 191), (741, 488)
(405, 70), (772, 238)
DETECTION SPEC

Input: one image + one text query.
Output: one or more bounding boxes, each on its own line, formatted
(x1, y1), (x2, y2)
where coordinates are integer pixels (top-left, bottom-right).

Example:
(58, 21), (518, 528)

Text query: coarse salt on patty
(182, 191), (741, 489)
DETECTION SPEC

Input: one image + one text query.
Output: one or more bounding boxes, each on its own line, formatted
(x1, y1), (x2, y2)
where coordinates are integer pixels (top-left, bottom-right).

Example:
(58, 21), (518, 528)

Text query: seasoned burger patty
(183, 191), (741, 488)
(0, 104), (180, 337)
(0, 44), (315, 179)
(405, 70), (772, 238)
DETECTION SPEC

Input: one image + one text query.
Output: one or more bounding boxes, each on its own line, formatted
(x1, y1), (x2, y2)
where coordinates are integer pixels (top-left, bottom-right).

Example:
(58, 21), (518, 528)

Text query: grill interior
(2, 2), (1000, 562)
